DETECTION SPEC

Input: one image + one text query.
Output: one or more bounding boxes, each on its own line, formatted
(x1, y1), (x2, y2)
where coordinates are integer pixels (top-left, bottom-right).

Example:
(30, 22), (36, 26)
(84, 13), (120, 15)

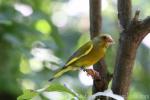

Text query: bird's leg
(85, 69), (100, 79)
(80, 67), (100, 79)
(80, 66), (100, 79)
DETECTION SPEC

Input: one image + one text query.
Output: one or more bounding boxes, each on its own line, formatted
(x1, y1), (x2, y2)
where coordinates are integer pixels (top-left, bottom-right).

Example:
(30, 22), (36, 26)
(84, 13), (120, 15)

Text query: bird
(49, 34), (114, 81)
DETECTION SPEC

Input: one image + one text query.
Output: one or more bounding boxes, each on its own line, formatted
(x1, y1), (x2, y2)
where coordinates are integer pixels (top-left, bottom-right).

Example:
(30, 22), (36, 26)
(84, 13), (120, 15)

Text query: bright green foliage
(17, 84), (86, 100)
(45, 84), (78, 97)
(17, 89), (38, 100)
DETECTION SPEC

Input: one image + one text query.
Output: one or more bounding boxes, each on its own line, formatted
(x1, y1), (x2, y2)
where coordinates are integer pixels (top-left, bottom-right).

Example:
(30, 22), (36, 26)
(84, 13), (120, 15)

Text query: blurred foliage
(17, 83), (85, 100)
(0, 0), (149, 100)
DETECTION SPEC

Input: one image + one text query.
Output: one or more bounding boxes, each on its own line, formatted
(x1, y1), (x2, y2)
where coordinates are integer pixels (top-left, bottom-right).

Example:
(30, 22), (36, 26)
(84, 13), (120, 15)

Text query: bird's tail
(49, 66), (72, 82)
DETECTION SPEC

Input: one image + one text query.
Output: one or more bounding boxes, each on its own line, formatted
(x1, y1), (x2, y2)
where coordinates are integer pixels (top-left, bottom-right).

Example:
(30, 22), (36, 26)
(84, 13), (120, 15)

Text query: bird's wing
(65, 41), (93, 66)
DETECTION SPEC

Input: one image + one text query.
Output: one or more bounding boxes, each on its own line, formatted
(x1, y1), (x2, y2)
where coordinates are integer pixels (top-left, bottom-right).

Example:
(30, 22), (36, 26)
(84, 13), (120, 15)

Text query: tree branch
(89, 0), (112, 99)
(127, 11), (150, 43)
(133, 10), (140, 22)
(139, 16), (150, 36)
(118, 0), (132, 29)
(89, 0), (101, 38)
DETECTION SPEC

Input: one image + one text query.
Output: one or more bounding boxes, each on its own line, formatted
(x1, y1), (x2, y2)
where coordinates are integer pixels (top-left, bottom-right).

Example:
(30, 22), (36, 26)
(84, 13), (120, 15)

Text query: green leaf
(17, 89), (38, 100)
(45, 84), (78, 97)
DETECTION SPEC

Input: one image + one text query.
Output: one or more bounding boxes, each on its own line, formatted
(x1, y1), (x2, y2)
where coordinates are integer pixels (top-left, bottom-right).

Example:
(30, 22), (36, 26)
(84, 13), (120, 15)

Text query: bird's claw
(85, 69), (100, 79)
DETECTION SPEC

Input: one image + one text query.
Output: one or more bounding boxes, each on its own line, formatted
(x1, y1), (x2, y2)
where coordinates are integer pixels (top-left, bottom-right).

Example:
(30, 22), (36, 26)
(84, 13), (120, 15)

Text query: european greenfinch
(49, 34), (114, 81)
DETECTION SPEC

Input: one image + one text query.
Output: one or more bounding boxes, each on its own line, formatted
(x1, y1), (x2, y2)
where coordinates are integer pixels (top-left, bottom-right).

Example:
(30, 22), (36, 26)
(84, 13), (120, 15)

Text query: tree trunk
(111, 0), (150, 99)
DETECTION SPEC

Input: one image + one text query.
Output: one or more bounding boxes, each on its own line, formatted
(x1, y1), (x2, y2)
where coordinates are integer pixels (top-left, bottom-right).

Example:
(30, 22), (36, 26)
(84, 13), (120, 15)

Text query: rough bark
(111, 0), (150, 99)
(89, 0), (101, 38)
(89, 0), (112, 99)
(117, 0), (131, 29)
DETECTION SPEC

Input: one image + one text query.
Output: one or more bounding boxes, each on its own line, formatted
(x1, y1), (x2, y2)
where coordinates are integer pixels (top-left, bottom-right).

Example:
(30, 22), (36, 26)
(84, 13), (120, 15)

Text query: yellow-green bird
(49, 34), (114, 81)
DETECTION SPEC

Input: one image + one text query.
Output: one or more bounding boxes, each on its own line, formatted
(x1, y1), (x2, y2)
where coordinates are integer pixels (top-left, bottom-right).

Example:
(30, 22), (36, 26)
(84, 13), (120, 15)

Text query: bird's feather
(49, 66), (72, 81)
(65, 41), (93, 66)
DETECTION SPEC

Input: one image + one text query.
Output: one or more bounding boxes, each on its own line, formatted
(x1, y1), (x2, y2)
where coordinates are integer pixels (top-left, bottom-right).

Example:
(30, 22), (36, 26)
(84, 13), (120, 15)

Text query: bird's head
(93, 34), (114, 47)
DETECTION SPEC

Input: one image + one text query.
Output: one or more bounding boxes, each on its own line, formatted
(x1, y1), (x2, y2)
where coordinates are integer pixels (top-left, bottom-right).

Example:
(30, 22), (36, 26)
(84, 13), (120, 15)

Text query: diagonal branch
(133, 10), (140, 22)
(140, 16), (150, 35)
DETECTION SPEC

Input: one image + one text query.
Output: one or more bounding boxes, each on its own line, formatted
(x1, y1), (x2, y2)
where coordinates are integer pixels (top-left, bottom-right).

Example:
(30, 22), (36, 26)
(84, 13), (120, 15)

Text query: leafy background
(0, 0), (149, 100)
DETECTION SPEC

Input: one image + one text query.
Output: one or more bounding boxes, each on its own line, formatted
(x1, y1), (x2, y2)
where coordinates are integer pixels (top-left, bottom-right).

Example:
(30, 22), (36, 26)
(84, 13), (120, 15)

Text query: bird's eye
(103, 36), (107, 39)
